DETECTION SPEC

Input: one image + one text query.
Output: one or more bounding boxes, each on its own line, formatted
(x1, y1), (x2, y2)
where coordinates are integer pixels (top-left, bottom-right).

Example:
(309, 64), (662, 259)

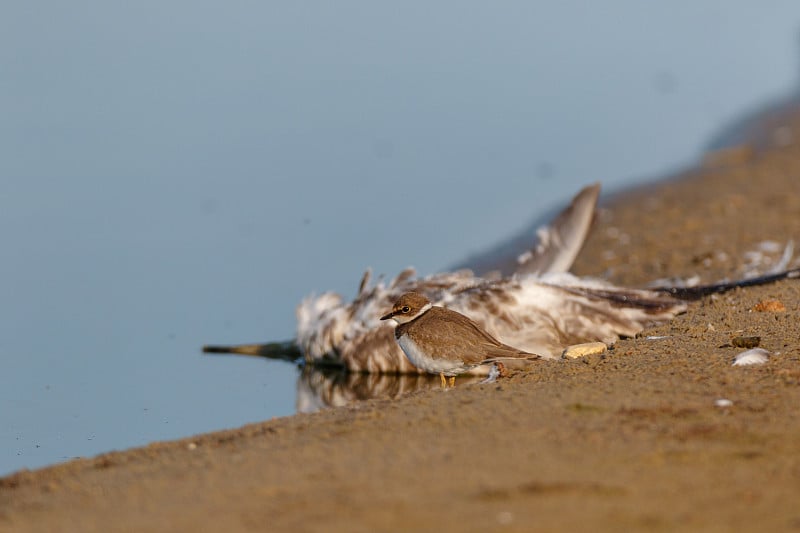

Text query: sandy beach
(2, 106), (800, 532)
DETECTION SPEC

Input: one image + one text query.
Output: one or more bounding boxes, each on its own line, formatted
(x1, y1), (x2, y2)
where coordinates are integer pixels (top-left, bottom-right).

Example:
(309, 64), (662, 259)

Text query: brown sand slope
(2, 114), (800, 532)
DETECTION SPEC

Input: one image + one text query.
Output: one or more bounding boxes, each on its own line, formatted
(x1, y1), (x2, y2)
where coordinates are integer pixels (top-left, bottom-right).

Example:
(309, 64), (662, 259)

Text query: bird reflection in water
(296, 366), (485, 413)
(203, 343), (484, 413)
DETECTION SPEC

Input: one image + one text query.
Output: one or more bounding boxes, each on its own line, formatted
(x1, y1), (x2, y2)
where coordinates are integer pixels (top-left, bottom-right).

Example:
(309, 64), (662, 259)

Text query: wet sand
(2, 110), (800, 532)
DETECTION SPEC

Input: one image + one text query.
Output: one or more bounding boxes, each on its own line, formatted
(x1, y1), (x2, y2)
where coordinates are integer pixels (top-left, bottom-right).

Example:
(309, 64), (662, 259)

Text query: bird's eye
(401, 306), (410, 313)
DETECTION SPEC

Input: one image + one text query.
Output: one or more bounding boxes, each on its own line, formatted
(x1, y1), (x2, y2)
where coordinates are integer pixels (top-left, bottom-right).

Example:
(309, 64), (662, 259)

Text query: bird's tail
(202, 341), (302, 363)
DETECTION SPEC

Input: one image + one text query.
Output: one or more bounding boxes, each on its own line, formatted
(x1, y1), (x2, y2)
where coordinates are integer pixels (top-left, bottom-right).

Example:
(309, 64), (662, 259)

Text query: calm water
(3, 2), (800, 475)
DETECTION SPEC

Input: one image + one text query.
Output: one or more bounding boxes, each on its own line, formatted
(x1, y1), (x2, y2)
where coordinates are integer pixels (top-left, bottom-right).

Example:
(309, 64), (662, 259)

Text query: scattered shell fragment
(714, 398), (733, 408)
(752, 299), (786, 312)
(562, 342), (608, 359)
(732, 348), (770, 366)
(731, 336), (761, 349)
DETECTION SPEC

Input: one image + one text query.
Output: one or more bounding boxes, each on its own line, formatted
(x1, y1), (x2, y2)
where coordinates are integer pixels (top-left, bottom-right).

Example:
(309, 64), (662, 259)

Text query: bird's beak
(380, 310), (395, 321)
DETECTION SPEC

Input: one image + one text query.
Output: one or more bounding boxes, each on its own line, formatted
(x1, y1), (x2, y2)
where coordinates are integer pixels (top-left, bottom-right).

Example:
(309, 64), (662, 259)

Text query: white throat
(392, 302), (432, 324)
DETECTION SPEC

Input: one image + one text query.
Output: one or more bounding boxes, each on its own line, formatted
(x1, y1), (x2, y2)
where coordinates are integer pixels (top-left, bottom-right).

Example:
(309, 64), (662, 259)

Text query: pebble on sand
(562, 342), (608, 359)
(731, 336), (761, 349)
(751, 299), (787, 312)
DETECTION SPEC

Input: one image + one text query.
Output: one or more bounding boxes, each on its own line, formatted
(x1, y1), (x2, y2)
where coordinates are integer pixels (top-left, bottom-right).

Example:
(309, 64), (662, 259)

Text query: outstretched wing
(446, 272), (687, 358)
(515, 183), (600, 276)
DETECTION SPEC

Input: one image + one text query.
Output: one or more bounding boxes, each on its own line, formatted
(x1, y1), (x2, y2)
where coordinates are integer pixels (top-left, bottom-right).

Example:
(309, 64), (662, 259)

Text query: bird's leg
(440, 373), (447, 388)
(448, 376), (456, 388)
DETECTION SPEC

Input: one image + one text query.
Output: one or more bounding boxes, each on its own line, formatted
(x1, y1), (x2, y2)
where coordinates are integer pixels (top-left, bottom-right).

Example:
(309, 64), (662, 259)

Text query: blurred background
(2, 1), (800, 475)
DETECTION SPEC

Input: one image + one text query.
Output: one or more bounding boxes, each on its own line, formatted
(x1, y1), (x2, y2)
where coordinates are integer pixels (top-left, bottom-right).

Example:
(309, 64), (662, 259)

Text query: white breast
(397, 334), (466, 376)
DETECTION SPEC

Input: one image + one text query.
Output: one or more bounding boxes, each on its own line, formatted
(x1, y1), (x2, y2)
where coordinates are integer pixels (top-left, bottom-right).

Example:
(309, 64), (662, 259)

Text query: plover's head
(380, 292), (432, 324)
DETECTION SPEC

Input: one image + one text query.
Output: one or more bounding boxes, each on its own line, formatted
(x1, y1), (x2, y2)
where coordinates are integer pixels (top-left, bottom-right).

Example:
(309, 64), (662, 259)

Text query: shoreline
(2, 107), (800, 531)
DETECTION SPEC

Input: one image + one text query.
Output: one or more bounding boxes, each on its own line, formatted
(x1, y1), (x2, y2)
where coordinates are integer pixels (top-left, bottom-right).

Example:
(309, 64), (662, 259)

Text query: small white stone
(187, 442), (198, 450)
(714, 398), (733, 408)
(732, 348), (770, 366)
